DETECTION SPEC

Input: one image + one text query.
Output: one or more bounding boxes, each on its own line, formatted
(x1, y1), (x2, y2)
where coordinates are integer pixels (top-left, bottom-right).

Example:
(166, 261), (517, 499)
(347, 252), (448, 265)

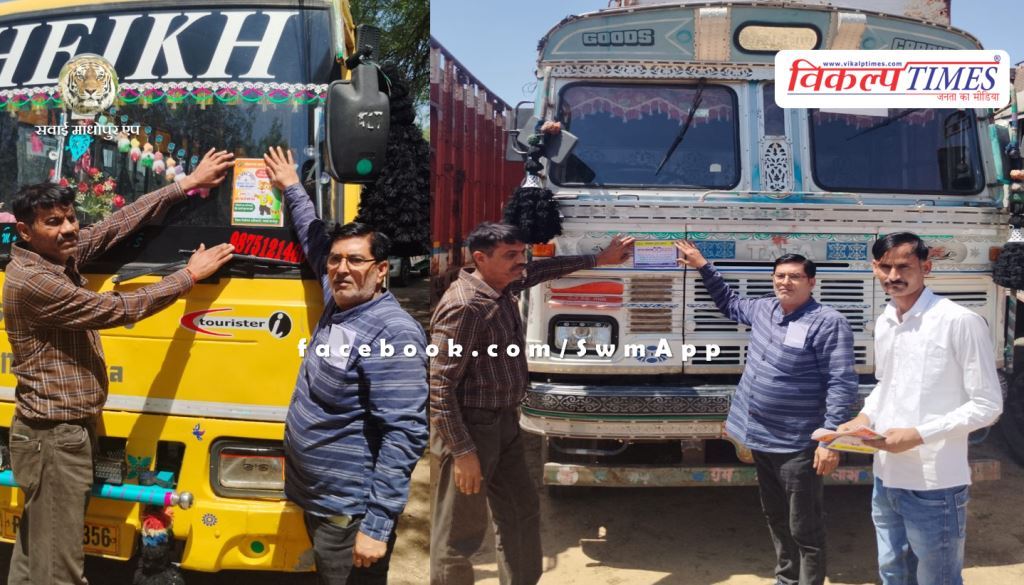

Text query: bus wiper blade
(846, 108), (923, 140)
(655, 78), (706, 176)
(112, 260), (187, 284)
(112, 251), (303, 284)
(229, 253), (303, 268)
(177, 249), (303, 269)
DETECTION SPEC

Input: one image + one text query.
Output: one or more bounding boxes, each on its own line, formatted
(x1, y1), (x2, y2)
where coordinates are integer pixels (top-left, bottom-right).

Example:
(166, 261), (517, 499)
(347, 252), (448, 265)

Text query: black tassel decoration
(503, 185), (562, 244)
(503, 124), (564, 244)
(993, 170), (1024, 289)
(355, 64), (430, 257)
(993, 239), (1024, 289)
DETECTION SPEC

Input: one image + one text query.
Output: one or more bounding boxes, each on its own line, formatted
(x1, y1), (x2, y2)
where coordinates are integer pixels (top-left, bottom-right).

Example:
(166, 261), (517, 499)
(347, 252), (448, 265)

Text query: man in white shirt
(839, 232), (1002, 585)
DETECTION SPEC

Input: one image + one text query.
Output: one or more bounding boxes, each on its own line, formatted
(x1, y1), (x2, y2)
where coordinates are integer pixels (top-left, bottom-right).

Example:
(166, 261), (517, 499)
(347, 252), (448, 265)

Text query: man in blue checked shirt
(266, 146), (428, 584)
(676, 240), (857, 585)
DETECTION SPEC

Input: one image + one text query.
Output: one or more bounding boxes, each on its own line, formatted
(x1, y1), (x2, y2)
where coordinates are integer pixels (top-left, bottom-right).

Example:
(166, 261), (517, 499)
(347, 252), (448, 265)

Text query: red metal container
(430, 37), (523, 303)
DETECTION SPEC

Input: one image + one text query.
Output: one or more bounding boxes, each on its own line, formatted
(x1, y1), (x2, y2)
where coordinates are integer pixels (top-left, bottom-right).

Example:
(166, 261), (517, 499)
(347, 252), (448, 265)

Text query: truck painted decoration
(465, 0), (1014, 489)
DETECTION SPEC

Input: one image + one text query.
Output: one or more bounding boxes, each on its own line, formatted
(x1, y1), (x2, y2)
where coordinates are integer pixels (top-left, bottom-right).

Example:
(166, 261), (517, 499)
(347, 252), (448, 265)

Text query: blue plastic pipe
(0, 470), (193, 509)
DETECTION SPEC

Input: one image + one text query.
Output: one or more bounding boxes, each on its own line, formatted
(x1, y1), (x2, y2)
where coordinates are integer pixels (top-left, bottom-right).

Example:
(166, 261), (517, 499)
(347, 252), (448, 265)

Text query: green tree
(351, 0), (429, 109)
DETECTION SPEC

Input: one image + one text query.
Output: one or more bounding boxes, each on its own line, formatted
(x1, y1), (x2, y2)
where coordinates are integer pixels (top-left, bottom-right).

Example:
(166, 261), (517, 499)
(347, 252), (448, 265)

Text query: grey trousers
(429, 407), (542, 585)
(7, 415), (96, 585)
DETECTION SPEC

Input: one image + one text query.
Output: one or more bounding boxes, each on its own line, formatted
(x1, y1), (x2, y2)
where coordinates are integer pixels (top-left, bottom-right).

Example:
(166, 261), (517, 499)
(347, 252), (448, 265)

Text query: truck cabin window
(551, 83), (740, 189)
(810, 108), (984, 195)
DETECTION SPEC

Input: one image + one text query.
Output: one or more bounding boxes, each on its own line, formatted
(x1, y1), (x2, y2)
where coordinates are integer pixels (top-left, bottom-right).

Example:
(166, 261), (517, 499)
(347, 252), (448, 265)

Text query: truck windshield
(550, 83), (740, 189)
(809, 108), (985, 195)
(0, 5), (333, 267)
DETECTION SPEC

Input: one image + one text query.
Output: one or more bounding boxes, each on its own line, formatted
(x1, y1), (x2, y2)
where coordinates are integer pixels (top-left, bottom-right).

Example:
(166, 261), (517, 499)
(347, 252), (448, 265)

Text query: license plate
(0, 510), (124, 557)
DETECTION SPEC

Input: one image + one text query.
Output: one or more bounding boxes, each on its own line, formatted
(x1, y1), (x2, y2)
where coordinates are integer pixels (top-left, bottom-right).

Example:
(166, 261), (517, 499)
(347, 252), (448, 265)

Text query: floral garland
(0, 82), (328, 112)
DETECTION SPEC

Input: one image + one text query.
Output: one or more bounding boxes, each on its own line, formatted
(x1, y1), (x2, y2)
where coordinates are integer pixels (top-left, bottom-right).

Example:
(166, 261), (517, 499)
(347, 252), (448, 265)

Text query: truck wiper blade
(846, 108), (923, 140)
(655, 78), (706, 176)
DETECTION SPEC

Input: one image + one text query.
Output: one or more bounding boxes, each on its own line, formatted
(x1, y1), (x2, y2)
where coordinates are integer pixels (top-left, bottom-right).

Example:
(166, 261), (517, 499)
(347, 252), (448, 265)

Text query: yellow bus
(0, 0), (367, 573)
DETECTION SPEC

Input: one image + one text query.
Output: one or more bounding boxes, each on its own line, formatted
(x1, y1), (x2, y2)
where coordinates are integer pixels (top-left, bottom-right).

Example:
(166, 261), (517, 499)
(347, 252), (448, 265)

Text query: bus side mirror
(325, 62), (390, 183)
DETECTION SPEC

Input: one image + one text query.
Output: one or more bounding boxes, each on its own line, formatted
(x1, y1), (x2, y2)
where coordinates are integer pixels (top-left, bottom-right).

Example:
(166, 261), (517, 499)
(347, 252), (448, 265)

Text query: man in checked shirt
(429, 222), (633, 585)
(3, 149), (235, 585)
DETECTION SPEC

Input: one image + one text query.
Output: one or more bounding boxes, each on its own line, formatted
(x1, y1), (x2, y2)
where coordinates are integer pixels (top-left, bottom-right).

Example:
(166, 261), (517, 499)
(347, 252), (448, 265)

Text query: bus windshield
(550, 83), (740, 189)
(0, 4), (333, 263)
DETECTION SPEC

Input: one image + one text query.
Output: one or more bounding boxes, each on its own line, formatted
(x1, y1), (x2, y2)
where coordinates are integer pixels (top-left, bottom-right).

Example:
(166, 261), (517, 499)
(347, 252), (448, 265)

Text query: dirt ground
(3, 274), (1022, 585)
(467, 432), (1024, 585)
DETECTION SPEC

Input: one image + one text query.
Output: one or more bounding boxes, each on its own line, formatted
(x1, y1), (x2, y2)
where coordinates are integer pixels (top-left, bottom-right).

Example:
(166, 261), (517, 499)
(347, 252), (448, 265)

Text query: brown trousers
(429, 407), (542, 585)
(7, 416), (96, 585)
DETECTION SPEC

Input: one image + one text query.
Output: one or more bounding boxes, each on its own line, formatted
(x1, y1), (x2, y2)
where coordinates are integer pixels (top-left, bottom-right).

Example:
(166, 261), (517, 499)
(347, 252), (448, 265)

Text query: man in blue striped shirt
(266, 147), (428, 584)
(677, 240), (857, 585)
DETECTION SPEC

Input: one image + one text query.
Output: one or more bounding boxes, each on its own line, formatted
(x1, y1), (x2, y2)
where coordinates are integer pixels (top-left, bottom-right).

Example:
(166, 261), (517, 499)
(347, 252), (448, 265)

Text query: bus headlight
(211, 441), (286, 497)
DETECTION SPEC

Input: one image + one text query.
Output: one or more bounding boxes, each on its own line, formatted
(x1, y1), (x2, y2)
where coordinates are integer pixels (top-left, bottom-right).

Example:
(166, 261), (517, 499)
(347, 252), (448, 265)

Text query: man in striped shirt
(266, 147), (428, 585)
(3, 149), (235, 585)
(676, 240), (857, 585)
(429, 222), (633, 585)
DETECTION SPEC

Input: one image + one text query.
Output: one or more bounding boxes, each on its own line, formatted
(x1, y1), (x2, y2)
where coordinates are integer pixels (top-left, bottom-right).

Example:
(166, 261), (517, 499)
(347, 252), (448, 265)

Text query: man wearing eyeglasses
(676, 241), (857, 585)
(265, 147), (428, 585)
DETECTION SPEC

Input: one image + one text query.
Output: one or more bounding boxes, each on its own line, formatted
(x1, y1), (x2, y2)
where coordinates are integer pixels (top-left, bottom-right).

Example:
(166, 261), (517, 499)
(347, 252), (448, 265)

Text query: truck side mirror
(325, 26), (390, 184)
(512, 114), (579, 165)
(506, 102), (534, 162)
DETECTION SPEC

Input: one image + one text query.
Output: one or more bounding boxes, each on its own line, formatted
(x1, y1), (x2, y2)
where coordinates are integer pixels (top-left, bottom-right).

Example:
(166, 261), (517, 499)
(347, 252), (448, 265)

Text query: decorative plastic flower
(63, 169), (123, 222)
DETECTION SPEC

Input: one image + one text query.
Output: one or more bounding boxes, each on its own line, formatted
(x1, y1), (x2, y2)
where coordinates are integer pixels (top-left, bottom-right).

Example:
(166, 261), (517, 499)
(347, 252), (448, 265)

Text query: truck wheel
(1000, 370), (1024, 465)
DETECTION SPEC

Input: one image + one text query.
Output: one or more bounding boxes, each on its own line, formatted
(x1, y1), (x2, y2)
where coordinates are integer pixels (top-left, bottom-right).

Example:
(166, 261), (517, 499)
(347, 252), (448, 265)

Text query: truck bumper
(524, 382), (1000, 486)
(544, 459), (1002, 487)
(0, 403), (314, 573)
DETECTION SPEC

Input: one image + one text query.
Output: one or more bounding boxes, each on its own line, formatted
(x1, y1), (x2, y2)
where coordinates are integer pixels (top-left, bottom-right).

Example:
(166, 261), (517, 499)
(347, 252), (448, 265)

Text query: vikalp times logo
(775, 50), (1010, 109)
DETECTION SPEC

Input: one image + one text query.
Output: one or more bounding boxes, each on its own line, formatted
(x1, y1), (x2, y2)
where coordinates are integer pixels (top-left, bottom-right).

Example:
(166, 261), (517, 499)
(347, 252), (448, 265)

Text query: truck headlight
(211, 441), (286, 498)
(549, 315), (617, 356)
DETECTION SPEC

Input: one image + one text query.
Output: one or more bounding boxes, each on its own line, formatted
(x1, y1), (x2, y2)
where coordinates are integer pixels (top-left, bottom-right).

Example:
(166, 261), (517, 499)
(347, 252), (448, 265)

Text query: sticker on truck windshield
(231, 159), (283, 227)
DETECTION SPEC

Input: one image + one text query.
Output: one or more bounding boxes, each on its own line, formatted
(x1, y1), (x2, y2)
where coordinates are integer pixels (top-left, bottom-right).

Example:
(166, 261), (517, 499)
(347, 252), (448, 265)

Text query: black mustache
(884, 280), (907, 286)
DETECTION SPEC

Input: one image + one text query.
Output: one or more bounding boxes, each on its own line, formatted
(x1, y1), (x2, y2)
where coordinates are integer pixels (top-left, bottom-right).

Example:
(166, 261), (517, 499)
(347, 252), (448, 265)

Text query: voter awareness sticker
(231, 159), (284, 228)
